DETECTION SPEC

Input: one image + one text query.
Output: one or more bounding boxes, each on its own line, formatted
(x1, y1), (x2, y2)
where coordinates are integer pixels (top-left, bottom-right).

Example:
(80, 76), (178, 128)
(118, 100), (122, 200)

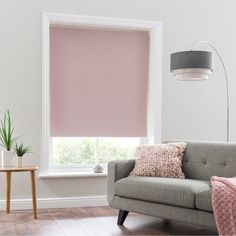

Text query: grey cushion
(115, 176), (210, 209)
(196, 188), (213, 212)
(182, 141), (236, 181)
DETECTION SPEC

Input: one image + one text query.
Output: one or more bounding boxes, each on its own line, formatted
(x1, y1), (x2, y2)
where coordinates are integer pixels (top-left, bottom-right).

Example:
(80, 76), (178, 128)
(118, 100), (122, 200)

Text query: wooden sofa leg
(117, 210), (129, 225)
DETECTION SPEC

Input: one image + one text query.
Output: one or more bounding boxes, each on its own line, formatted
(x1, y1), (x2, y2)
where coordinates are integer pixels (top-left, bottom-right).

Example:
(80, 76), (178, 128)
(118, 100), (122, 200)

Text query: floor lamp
(170, 41), (230, 142)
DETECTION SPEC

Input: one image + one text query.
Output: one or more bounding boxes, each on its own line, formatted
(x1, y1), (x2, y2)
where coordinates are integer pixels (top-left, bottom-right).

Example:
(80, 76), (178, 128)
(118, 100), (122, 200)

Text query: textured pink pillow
(129, 142), (187, 178)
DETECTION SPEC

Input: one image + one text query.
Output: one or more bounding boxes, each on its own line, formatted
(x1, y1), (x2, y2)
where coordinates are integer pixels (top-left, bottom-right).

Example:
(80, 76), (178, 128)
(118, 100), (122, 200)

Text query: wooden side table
(0, 166), (38, 219)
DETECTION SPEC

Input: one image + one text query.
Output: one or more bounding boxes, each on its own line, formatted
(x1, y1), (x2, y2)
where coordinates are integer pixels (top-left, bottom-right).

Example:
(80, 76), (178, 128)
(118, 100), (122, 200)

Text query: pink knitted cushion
(129, 142), (187, 178)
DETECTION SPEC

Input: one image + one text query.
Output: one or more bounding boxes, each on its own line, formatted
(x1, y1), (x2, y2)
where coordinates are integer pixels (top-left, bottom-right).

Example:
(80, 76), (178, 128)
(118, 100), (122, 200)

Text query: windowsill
(38, 171), (107, 178)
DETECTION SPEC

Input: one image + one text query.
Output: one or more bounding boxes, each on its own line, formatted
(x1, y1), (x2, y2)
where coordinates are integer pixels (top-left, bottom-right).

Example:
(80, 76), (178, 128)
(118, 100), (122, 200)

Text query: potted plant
(13, 142), (31, 167)
(0, 110), (18, 167)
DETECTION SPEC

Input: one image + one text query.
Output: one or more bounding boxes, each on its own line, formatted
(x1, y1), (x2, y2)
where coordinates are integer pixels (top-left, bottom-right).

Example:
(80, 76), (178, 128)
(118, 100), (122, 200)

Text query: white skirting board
(0, 195), (108, 210)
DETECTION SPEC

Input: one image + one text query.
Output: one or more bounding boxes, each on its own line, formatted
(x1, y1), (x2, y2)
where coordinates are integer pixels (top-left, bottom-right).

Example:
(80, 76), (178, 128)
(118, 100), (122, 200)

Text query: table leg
(30, 170), (37, 219)
(6, 172), (11, 213)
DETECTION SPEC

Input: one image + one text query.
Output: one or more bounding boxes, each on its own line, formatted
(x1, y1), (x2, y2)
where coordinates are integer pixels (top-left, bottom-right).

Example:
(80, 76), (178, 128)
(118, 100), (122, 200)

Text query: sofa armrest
(107, 159), (135, 205)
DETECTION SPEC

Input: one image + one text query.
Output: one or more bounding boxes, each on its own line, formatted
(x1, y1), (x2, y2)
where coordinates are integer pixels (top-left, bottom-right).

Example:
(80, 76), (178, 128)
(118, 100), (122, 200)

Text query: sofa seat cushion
(196, 188), (213, 212)
(115, 176), (211, 209)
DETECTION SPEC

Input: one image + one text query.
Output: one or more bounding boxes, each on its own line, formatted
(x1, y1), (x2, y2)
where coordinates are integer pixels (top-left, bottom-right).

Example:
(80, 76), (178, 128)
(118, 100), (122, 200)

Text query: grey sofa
(108, 141), (236, 229)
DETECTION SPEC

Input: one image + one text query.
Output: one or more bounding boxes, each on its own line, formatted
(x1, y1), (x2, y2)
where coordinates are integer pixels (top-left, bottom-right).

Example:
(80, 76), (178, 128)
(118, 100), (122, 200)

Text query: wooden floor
(0, 206), (218, 236)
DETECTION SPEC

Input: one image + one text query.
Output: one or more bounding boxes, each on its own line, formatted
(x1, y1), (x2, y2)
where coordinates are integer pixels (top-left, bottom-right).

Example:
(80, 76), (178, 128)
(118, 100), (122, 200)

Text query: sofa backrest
(182, 141), (236, 180)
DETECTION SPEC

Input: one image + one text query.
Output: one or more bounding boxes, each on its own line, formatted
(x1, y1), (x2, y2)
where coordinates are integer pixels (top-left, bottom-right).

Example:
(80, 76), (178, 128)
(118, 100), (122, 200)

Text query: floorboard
(0, 207), (218, 235)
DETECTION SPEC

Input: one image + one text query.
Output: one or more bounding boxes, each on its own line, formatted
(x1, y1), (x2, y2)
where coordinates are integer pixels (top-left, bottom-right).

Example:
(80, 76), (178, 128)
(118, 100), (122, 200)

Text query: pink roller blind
(50, 26), (149, 137)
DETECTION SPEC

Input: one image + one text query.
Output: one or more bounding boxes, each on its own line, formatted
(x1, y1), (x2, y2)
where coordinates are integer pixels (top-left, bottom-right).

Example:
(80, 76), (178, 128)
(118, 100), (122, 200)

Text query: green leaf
(14, 141), (31, 157)
(0, 110), (17, 151)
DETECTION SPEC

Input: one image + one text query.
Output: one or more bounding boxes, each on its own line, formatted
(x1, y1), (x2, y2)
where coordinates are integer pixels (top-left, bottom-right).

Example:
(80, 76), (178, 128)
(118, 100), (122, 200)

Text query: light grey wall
(0, 0), (235, 199)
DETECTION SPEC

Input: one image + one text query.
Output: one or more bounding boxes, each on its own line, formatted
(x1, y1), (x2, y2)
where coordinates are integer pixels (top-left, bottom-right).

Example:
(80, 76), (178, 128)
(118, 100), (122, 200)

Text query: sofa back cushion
(183, 142), (236, 180)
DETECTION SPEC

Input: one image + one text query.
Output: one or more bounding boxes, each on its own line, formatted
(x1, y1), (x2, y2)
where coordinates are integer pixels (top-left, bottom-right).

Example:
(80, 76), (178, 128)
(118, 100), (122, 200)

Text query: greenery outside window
(51, 137), (141, 171)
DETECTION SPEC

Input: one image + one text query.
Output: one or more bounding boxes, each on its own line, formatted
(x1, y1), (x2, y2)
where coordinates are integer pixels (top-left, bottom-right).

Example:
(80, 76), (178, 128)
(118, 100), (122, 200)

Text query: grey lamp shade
(170, 51), (214, 80)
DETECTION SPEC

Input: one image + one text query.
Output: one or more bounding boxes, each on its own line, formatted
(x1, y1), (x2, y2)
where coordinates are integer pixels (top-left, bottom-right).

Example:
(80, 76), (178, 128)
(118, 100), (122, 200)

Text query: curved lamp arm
(192, 41), (230, 142)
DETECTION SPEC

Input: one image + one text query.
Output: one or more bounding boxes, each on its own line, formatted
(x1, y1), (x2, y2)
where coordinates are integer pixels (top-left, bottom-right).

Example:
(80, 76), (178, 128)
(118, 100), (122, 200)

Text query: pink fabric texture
(211, 176), (236, 236)
(50, 26), (149, 137)
(129, 142), (186, 178)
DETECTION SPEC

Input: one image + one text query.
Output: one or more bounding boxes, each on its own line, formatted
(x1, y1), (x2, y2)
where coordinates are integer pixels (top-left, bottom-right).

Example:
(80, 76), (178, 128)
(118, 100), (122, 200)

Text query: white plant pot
(16, 156), (23, 167)
(93, 164), (104, 173)
(1, 150), (16, 167)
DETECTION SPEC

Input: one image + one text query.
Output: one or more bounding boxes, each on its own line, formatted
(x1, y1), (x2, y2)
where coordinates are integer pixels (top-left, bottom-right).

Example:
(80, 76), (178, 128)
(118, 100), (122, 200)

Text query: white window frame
(41, 12), (163, 176)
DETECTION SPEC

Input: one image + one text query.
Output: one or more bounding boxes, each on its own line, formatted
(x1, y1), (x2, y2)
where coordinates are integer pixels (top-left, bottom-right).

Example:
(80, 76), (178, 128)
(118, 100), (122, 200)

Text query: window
(52, 137), (140, 167)
(42, 13), (162, 175)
